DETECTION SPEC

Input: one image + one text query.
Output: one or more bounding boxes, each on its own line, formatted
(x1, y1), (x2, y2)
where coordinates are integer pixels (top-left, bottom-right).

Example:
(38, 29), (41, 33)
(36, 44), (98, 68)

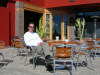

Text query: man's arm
(36, 33), (43, 43)
(36, 33), (43, 46)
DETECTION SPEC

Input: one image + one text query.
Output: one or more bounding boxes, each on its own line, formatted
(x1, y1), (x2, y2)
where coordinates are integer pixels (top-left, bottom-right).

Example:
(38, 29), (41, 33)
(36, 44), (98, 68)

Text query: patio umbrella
(91, 16), (100, 39)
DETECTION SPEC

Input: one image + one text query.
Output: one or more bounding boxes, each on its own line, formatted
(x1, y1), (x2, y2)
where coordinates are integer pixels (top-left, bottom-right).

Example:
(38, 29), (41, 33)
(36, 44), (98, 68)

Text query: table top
(47, 40), (81, 47)
(47, 40), (80, 44)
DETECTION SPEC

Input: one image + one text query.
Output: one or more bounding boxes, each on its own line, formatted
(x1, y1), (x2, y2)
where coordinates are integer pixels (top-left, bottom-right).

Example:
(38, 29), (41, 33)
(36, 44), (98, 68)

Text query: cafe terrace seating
(11, 38), (42, 69)
(8, 38), (100, 75)
(48, 40), (95, 71)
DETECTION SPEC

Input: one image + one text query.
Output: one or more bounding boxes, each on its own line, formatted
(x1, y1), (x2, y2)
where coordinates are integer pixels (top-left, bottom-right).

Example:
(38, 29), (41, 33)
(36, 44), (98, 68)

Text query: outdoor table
(47, 40), (80, 52)
(48, 40), (80, 44)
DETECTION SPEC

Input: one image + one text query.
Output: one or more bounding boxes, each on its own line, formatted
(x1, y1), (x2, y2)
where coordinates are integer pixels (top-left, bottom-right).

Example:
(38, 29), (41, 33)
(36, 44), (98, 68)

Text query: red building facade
(0, 0), (100, 46)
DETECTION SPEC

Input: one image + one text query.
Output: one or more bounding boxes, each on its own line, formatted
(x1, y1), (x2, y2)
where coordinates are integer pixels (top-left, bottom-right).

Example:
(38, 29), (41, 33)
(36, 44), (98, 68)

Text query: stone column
(15, 1), (24, 38)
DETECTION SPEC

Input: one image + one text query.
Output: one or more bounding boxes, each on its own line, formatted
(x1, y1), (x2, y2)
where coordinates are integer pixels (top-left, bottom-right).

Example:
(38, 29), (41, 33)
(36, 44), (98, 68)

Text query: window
(64, 15), (68, 38)
(76, 12), (100, 38)
(46, 14), (50, 38)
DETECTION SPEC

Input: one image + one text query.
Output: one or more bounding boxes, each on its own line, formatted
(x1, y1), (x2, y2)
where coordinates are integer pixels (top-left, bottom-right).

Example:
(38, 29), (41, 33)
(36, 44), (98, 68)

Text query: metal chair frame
(53, 44), (75, 75)
(75, 40), (95, 70)
(11, 39), (25, 57)
(0, 41), (7, 67)
(24, 46), (45, 70)
(93, 40), (100, 57)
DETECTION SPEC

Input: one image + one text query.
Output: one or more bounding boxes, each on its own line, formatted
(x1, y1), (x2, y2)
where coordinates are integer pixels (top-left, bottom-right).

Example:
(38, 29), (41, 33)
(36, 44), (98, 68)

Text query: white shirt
(24, 32), (43, 46)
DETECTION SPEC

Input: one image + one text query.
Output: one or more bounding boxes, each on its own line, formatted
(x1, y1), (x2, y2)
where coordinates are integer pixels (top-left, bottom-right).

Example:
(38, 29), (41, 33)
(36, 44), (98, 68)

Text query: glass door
(52, 15), (62, 40)
(45, 14), (68, 40)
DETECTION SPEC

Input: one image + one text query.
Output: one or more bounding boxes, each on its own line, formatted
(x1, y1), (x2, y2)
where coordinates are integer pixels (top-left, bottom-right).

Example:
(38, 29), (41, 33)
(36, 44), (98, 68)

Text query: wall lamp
(70, 0), (74, 2)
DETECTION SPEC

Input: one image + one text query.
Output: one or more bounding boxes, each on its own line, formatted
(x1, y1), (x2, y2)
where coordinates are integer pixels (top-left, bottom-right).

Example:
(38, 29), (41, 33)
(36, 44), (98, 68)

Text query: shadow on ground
(29, 57), (45, 65)
(0, 59), (13, 68)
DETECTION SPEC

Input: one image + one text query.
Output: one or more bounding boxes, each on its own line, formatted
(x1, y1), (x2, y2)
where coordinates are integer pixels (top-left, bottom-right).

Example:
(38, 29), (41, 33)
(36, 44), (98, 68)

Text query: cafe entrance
(45, 7), (69, 40)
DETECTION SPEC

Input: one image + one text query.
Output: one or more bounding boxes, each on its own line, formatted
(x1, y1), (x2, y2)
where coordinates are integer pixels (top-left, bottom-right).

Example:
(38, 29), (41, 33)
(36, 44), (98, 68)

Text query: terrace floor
(0, 47), (100, 75)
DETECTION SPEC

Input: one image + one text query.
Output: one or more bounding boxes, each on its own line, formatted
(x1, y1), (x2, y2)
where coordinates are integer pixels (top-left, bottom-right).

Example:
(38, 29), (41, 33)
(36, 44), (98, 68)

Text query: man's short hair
(28, 22), (34, 27)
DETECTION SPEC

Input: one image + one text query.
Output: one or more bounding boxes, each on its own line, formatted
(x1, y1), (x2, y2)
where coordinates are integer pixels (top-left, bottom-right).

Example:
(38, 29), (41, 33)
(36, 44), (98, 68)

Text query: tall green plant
(75, 18), (85, 40)
(36, 18), (47, 38)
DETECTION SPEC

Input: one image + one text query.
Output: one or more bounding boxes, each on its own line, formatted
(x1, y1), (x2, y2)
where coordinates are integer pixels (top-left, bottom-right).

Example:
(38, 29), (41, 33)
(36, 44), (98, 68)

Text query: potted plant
(75, 18), (85, 41)
(36, 17), (47, 40)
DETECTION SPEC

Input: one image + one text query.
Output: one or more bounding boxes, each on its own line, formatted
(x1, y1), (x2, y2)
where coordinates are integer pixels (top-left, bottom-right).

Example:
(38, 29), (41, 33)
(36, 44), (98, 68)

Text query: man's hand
(37, 42), (43, 46)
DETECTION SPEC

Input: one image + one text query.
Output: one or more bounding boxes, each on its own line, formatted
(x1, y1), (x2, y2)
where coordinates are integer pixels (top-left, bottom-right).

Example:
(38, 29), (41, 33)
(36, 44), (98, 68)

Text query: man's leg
(31, 46), (43, 54)
(31, 42), (51, 57)
(41, 42), (50, 56)
(42, 42), (53, 71)
(41, 42), (53, 64)
(31, 42), (51, 60)
(31, 43), (53, 71)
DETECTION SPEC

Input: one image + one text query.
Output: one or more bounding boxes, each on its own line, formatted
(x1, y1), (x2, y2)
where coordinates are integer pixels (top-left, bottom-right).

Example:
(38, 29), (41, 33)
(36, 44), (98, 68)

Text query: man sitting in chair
(24, 22), (52, 71)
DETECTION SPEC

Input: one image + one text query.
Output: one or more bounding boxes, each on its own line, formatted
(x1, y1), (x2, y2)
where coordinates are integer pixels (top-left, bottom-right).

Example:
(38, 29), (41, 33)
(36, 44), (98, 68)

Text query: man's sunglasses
(29, 26), (34, 28)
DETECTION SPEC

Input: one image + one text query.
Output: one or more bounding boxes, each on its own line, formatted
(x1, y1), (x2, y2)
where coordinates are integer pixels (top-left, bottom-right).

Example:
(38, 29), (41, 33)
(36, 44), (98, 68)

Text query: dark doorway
(0, 0), (8, 7)
(24, 10), (42, 33)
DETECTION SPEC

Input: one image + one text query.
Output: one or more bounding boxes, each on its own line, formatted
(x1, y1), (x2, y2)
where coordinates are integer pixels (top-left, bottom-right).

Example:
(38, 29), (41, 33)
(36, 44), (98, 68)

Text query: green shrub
(36, 18), (47, 38)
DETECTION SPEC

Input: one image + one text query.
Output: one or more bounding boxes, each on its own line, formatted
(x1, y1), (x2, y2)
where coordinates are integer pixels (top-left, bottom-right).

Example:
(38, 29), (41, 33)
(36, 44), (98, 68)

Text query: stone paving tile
(0, 48), (100, 75)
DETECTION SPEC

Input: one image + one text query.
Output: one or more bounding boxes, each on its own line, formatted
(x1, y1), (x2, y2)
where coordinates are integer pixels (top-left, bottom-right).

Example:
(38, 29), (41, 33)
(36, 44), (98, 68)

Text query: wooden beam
(23, 2), (45, 13)
(61, 15), (64, 40)
(67, 15), (70, 40)
(50, 14), (53, 40)
(45, 8), (68, 14)
(42, 13), (46, 33)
